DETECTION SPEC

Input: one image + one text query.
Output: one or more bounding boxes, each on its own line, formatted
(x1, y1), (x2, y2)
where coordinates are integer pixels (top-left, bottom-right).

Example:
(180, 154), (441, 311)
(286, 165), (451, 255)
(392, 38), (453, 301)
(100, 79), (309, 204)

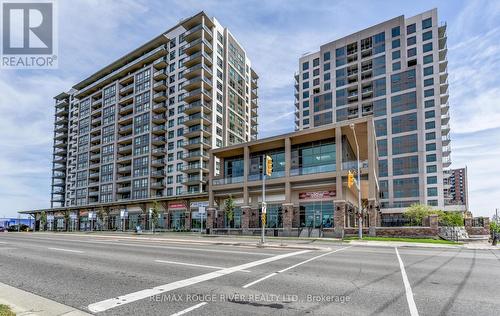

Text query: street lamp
(349, 123), (362, 239)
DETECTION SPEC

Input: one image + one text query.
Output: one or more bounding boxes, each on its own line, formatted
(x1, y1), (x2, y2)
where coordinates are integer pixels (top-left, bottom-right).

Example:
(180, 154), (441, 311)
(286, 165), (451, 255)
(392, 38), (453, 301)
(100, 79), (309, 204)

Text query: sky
(1, 0), (499, 218)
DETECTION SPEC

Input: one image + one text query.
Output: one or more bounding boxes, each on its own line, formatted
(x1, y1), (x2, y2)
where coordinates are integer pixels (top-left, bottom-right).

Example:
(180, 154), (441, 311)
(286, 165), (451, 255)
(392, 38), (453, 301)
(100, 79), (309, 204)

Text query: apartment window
(407, 47), (417, 57)
(424, 89), (435, 97)
(392, 50), (401, 60)
(324, 62), (330, 71)
(391, 69), (416, 93)
(423, 54), (433, 64)
(423, 42), (433, 53)
(391, 26), (400, 37)
(425, 110), (435, 119)
(324, 72), (331, 81)
(426, 143), (436, 151)
(374, 78), (386, 97)
(374, 119), (387, 137)
(313, 78), (320, 86)
(303, 81), (309, 89)
(427, 187), (438, 197)
(379, 160), (388, 177)
(303, 72), (309, 80)
(425, 99), (435, 108)
(324, 82), (331, 91)
(426, 154), (437, 162)
(392, 39), (400, 49)
(303, 118), (309, 125)
(393, 156), (419, 175)
(133, 156), (149, 177)
(393, 177), (419, 198)
(303, 91), (309, 98)
(424, 78), (434, 87)
(313, 58), (319, 67)
(313, 112), (332, 127)
(407, 36), (416, 46)
(392, 134), (418, 155)
(425, 121), (436, 129)
(407, 23), (416, 34)
(303, 110), (310, 116)
(373, 99), (387, 117)
(422, 17), (432, 29)
(427, 165), (437, 173)
(313, 68), (320, 77)
(302, 62), (309, 71)
(391, 91), (416, 113)
(303, 100), (309, 108)
(425, 132), (436, 140)
(423, 66), (433, 76)
(135, 69), (151, 92)
(392, 62), (401, 71)
(392, 113), (417, 134)
(323, 51), (331, 61)
(378, 139), (387, 156)
(423, 31), (433, 41)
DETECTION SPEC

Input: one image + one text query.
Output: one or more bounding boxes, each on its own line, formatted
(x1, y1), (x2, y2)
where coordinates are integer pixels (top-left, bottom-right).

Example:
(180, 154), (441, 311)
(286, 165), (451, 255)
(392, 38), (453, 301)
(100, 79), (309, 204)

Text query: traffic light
(265, 155), (273, 176)
(348, 170), (355, 188)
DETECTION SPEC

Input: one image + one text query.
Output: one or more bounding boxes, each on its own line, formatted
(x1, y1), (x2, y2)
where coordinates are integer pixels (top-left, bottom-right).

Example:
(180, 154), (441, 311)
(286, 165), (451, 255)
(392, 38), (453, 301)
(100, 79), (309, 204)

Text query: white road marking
(155, 260), (251, 273)
(88, 249), (310, 313)
(242, 246), (352, 288)
(0, 247), (17, 251)
(47, 247), (84, 254)
(170, 302), (208, 316)
(395, 247), (419, 316)
(0, 241), (7, 244)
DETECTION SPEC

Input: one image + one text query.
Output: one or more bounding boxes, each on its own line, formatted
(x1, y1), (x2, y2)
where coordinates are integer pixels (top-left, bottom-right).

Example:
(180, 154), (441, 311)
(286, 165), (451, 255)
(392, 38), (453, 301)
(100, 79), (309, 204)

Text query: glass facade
(299, 201), (334, 228)
(291, 139), (336, 175)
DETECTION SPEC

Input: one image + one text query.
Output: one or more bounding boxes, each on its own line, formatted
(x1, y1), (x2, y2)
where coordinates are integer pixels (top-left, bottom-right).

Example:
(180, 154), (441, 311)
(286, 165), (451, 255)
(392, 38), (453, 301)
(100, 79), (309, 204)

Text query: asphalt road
(0, 233), (499, 316)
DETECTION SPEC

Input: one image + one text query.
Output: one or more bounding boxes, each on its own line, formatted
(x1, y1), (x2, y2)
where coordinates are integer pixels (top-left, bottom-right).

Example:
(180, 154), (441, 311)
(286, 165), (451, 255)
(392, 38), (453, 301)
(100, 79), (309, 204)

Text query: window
(393, 177), (419, 198)
(373, 99), (387, 117)
(427, 187), (438, 197)
(391, 91), (416, 113)
(427, 165), (437, 173)
(425, 99), (435, 108)
(425, 110), (435, 119)
(422, 17), (432, 29)
(392, 26), (400, 37)
(428, 200), (438, 206)
(303, 81), (309, 89)
(302, 62), (309, 71)
(423, 31), (432, 41)
(423, 66), (433, 76)
(407, 23), (416, 34)
(303, 72), (309, 80)
(393, 156), (419, 175)
(426, 154), (437, 162)
(375, 119), (387, 137)
(379, 159), (388, 177)
(425, 132), (436, 141)
(392, 113), (417, 134)
(374, 78), (386, 97)
(313, 58), (319, 67)
(423, 42), (433, 53)
(424, 88), (435, 97)
(323, 51), (331, 61)
(425, 121), (436, 129)
(422, 56), (433, 66)
(408, 47), (417, 57)
(324, 63), (330, 71)
(424, 78), (434, 87)
(392, 134), (418, 155)
(378, 139), (387, 156)
(391, 69), (416, 93)
(392, 62), (401, 71)
(392, 50), (401, 60)
(324, 72), (331, 81)
(407, 36), (416, 46)
(392, 39), (400, 49)
(303, 100), (309, 108)
(426, 143), (436, 151)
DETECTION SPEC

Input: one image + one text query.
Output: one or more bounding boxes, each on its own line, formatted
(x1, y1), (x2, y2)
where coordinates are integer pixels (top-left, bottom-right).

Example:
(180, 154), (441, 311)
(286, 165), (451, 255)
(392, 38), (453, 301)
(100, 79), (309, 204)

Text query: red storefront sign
(168, 201), (187, 210)
(299, 190), (336, 200)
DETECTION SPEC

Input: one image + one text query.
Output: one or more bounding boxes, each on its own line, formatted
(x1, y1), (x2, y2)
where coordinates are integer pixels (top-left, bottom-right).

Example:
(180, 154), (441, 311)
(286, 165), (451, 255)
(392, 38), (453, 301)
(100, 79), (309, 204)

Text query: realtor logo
(1, 0), (58, 68)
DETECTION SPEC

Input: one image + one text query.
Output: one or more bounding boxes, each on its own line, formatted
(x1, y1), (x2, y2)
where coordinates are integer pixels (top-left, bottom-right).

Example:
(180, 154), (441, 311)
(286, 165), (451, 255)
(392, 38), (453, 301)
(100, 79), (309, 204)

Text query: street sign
(199, 206), (206, 214)
(190, 201), (209, 208)
(262, 202), (267, 214)
(120, 210), (128, 219)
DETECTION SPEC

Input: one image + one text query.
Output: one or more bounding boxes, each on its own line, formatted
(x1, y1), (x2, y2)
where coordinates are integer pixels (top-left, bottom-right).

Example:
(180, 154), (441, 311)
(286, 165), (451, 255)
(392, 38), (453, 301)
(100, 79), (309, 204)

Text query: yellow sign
(265, 155), (273, 176)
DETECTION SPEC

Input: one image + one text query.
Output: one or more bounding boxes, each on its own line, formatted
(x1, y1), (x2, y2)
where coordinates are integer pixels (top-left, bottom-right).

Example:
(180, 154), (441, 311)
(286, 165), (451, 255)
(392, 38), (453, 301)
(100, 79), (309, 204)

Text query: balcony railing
(213, 176), (244, 185)
(290, 163), (336, 176)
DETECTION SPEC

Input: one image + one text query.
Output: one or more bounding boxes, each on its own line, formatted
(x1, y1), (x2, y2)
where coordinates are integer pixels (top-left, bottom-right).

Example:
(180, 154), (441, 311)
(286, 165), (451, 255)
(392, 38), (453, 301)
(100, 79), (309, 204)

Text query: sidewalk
(0, 282), (91, 316)
(348, 239), (500, 250)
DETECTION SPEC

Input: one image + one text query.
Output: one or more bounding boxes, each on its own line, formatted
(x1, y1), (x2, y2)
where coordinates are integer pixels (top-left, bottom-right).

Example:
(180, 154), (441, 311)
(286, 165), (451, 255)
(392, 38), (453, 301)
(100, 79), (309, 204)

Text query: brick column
(206, 208), (215, 230)
(185, 211), (191, 230)
(483, 217), (490, 232)
(241, 206), (251, 234)
(334, 201), (346, 238)
(429, 214), (439, 233)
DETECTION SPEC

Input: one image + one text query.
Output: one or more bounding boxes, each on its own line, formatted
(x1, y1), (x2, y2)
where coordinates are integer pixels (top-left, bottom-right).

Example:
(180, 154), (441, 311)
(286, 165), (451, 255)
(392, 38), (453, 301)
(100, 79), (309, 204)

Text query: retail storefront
(298, 191), (335, 228)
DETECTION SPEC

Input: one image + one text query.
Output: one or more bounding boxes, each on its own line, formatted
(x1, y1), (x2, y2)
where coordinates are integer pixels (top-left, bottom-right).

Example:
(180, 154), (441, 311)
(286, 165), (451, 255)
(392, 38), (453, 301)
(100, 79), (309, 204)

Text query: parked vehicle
(6, 224), (32, 232)
(0, 227), (5, 232)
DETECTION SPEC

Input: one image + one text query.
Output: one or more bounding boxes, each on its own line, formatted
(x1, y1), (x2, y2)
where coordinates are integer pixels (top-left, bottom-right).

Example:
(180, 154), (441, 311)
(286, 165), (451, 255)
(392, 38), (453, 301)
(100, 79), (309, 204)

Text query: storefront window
(128, 213), (139, 230)
(291, 139), (336, 175)
(299, 201), (334, 228)
(170, 211), (186, 230)
(224, 207), (242, 228)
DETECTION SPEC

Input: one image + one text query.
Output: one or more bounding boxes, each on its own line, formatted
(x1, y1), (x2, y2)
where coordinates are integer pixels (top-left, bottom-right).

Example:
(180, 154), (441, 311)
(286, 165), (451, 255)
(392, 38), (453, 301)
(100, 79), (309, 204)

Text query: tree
(40, 211), (47, 231)
(224, 195), (235, 228)
(437, 211), (464, 227)
(150, 201), (160, 234)
(404, 203), (433, 226)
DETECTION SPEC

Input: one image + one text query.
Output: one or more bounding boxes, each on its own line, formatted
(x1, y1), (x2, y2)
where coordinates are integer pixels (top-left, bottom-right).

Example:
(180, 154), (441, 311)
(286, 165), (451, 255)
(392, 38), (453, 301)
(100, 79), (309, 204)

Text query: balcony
(117, 133), (133, 144)
(183, 88), (212, 104)
(441, 113), (450, 125)
(183, 150), (209, 162)
(118, 124), (133, 134)
(55, 106), (68, 116)
(153, 91), (167, 102)
(183, 175), (206, 185)
(116, 176), (131, 183)
(152, 125), (166, 134)
(442, 135), (451, 146)
(182, 162), (209, 173)
(152, 136), (166, 145)
(119, 83), (134, 95)
(184, 112), (212, 127)
(183, 138), (211, 150)
(183, 62), (213, 80)
(184, 124), (211, 138)
(153, 69), (167, 80)
(152, 101), (167, 113)
(118, 113), (134, 124)
(441, 124), (450, 135)
(153, 56), (168, 69)
(53, 171), (65, 178)
(117, 186), (131, 193)
(443, 156), (452, 168)
(212, 176), (244, 186)
(150, 180), (165, 189)
(184, 37), (213, 55)
(117, 154), (132, 163)
(184, 100), (212, 115)
(89, 172), (99, 179)
(151, 170), (165, 178)
(151, 158), (165, 167)
(118, 92), (134, 105)
(153, 80), (167, 91)
(119, 103), (134, 115)
(117, 165), (132, 174)
(53, 140), (67, 148)
(183, 76), (213, 92)
(184, 23), (213, 43)
(443, 146), (451, 156)
(183, 50), (213, 68)
(151, 147), (167, 156)
(118, 144), (132, 154)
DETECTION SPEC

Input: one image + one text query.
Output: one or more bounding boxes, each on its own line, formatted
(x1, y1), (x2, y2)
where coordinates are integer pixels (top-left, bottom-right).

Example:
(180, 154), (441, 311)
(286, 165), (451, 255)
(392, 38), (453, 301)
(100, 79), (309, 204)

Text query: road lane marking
(88, 249), (310, 313)
(395, 247), (419, 316)
(242, 246), (352, 288)
(170, 302), (208, 316)
(15, 236), (275, 256)
(0, 241), (7, 244)
(48, 247), (84, 254)
(154, 260), (250, 272)
(0, 247), (17, 250)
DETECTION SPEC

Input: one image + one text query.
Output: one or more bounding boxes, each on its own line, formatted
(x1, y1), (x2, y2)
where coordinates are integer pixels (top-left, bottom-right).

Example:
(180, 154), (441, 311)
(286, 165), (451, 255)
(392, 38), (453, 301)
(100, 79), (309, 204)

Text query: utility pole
(261, 155), (273, 245)
(350, 123), (362, 239)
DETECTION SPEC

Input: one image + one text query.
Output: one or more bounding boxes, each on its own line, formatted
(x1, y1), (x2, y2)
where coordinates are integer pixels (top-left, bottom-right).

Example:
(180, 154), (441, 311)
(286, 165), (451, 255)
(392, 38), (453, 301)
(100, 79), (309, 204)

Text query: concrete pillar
(334, 201), (346, 238)
(367, 119), (377, 199)
(282, 203), (294, 236)
(429, 214), (439, 231)
(335, 127), (343, 200)
(205, 208), (215, 230)
(208, 152), (215, 208)
(241, 206), (251, 233)
(185, 211), (191, 230)
(367, 199), (378, 236)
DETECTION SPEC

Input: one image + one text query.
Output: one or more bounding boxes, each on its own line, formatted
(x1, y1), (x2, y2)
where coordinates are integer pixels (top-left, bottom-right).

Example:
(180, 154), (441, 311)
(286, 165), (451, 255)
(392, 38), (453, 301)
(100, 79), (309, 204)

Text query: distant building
(444, 167), (468, 211)
(0, 218), (34, 229)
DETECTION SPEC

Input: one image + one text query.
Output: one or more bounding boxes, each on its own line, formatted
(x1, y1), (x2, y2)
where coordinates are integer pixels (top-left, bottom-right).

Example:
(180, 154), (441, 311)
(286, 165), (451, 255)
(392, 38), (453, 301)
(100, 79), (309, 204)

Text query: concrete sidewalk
(0, 282), (91, 316)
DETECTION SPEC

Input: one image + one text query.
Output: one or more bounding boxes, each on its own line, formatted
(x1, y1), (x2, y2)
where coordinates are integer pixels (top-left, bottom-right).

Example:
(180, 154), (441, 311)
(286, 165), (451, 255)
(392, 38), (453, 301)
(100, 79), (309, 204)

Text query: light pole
(349, 123), (362, 239)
